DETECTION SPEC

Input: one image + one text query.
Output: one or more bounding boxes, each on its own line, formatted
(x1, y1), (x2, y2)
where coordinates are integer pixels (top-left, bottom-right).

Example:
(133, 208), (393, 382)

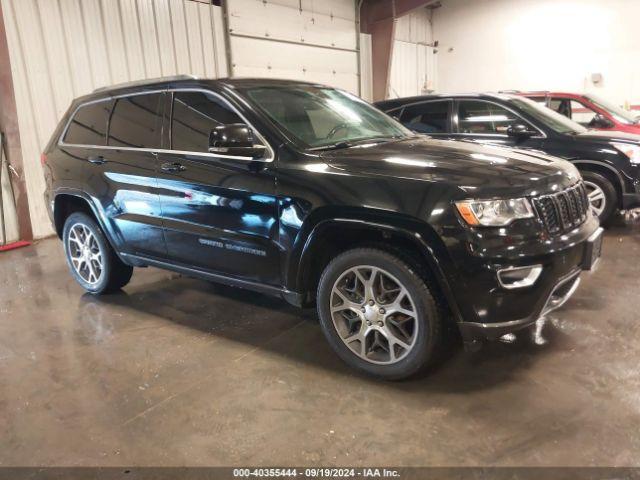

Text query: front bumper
(449, 215), (602, 344)
(458, 267), (581, 342)
(622, 192), (640, 209)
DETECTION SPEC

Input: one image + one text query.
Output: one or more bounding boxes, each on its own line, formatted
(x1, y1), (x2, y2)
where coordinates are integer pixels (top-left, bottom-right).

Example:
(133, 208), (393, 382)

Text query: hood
(573, 129), (640, 144)
(321, 136), (581, 197)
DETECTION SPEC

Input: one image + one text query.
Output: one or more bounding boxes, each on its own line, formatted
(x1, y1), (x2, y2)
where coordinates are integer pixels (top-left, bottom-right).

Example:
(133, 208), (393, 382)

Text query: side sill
(120, 253), (304, 306)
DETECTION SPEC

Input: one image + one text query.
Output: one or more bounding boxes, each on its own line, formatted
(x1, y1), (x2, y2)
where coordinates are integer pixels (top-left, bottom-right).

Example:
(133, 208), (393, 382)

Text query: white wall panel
(434, 0), (640, 107)
(228, 0), (360, 94)
(389, 41), (436, 98)
(395, 8), (432, 44)
(389, 7), (436, 99)
(359, 33), (373, 102)
(1, 0), (227, 238)
(228, 0), (356, 50)
(231, 35), (359, 95)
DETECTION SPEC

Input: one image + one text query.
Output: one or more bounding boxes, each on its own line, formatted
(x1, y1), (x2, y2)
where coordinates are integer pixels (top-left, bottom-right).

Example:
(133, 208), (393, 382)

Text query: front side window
(549, 98), (597, 126)
(509, 96), (586, 135)
(242, 86), (412, 148)
(400, 101), (450, 134)
(569, 100), (598, 127)
(171, 91), (244, 153)
(457, 100), (520, 135)
(108, 93), (163, 148)
(63, 100), (113, 145)
(585, 94), (638, 125)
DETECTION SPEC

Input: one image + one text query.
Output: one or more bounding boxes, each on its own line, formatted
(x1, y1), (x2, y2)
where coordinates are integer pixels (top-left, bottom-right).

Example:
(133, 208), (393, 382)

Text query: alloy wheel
(584, 180), (606, 217)
(67, 223), (104, 285)
(330, 265), (419, 365)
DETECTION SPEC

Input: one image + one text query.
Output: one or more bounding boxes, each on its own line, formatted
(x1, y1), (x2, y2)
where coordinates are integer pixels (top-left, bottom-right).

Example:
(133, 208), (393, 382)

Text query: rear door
(103, 92), (167, 258)
(60, 93), (166, 258)
(156, 89), (280, 286)
(397, 100), (453, 135)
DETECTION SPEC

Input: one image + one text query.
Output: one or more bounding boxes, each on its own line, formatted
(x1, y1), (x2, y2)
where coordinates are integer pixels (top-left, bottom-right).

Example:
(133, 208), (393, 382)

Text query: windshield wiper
(309, 135), (405, 152)
(308, 141), (354, 152)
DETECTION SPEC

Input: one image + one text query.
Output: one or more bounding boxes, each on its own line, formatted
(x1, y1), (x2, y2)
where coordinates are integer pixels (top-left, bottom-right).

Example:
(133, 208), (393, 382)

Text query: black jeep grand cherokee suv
(43, 77), (602, 379)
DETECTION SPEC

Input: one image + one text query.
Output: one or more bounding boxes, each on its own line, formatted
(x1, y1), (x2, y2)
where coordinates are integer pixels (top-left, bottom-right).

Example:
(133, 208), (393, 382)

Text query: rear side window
(63, 100), (113, 146)
(108, 93), (163, 148)
(400, 101), (450, 133)
(171, 91), (243, 153)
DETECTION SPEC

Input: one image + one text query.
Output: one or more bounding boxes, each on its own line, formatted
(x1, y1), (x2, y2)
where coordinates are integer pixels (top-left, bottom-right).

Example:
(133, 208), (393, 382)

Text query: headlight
(455, 198), (534, 226)
(611, 142), (640, 164)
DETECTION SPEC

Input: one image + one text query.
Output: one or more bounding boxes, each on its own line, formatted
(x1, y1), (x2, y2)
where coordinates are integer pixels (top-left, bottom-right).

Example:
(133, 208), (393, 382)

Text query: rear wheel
(63, 212), (133, 294)
(582, 171), (617, 224)
(317, 248), (441, 380)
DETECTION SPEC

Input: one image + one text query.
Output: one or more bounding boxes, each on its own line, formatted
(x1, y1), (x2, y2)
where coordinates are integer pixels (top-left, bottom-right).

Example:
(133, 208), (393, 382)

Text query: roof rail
(93, 74), (199, 93)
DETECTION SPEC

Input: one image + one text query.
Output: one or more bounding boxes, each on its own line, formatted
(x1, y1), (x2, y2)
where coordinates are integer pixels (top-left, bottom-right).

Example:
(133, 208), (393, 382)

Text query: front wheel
(581, 171), (617, 224)
(317, 248), (442, 380)
(63, 212), (133, 294)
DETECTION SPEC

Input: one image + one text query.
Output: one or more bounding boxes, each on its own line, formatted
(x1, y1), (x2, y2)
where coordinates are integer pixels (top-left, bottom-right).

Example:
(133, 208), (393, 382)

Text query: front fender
(286, 208), (464, 322)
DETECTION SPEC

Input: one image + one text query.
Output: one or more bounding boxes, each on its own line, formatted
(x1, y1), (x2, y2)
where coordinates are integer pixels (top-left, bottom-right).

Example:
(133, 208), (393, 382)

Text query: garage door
(226, 0), (361, 95)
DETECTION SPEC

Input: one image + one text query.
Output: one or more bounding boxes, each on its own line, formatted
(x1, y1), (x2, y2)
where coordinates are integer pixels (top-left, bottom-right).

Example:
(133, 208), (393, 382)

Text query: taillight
(40, 153), (47, 165)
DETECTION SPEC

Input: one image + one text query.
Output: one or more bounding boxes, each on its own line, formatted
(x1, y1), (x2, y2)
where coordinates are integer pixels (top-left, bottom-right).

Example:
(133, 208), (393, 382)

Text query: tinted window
(171, 91), (243, 153)
(400, 101), (450, 133)
(63, 100), (113, 145)
(457, 100), (520, 134)
(108, 93), (163, 148)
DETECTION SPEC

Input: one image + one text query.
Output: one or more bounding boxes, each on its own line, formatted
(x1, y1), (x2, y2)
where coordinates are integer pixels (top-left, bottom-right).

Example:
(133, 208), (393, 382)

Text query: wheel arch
(572, 159), (624, 206)
(53, 190), (125, 261)
(289, 214), (463, 322)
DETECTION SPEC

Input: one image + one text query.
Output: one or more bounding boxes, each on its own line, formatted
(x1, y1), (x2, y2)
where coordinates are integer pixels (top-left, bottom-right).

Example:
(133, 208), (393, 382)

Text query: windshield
(509, 96), (588, 134)
(243, 86), (413, 149)
(584, 94), (638, 125)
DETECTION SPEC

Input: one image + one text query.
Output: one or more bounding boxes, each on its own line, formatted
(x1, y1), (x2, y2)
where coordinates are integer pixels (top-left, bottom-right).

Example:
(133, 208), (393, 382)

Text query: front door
(450, 99), (545, 151)
(156, 89), (280, 286)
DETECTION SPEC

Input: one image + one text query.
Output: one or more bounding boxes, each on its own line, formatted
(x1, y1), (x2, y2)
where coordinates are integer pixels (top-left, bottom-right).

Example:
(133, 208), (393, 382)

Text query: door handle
(87, 155), (106, 164)
(161, 162), (186, 173)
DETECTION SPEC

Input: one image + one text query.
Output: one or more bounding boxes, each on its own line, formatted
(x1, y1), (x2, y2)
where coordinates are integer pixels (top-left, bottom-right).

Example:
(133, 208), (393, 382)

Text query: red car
(518, 91), (640, 135)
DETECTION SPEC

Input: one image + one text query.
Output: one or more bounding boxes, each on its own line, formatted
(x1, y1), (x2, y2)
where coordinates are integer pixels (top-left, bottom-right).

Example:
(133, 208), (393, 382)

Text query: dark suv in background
(44, 77), (601, 379)
(376, 93), (640, 223)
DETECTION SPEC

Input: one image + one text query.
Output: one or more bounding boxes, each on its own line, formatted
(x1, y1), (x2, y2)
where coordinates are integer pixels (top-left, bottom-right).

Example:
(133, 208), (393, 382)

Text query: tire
(317, 248), (442, 380)
(581, 171), (617, 224)
(62, 212), (133, 294)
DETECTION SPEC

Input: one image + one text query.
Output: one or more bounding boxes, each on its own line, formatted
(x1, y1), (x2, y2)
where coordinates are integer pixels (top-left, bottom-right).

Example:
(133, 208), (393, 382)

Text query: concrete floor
(1, 218), (639, 467)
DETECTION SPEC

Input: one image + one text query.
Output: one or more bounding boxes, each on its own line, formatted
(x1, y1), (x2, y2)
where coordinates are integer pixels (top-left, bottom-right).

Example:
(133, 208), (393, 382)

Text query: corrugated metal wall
(226, 0), (361, 95)
(1, 0), (227, 238)
(389, 8), (436, 98)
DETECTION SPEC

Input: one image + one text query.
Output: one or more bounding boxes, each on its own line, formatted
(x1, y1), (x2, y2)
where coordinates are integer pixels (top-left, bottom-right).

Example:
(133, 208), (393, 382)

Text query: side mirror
(590, 114), (614, 129)
(506, 124), (535, 139)
(208, 123), (267, 159)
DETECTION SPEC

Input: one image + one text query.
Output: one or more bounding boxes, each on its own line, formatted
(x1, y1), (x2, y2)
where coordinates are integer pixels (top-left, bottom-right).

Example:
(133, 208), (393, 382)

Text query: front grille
(533, 182), (590, 235)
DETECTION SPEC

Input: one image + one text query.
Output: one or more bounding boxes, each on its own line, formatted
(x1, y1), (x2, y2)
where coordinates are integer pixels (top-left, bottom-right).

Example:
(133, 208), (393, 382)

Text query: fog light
(497, 264), (543, 289)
